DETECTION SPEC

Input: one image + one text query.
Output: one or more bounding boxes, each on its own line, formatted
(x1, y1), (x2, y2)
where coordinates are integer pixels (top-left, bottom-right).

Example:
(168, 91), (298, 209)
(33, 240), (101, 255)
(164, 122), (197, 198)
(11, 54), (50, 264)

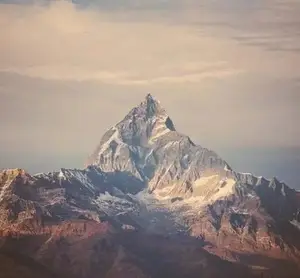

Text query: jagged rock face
(236, 173), (300, 222)
(88, 94), (231, 196)
(0, 167), (135, 234)
(179, 173), (300, 262)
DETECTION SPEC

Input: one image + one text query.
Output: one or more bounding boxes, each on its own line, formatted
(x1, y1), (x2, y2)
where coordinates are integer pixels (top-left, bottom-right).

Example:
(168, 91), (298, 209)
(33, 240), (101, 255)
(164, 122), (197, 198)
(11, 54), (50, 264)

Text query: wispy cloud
(0, 63), (242, 84)
(0, 1), (245, 84)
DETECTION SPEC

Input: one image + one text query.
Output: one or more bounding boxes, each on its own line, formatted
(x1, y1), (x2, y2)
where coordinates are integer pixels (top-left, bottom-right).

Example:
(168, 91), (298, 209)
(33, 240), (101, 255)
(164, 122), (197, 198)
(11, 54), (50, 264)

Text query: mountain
(87, 94), (300, 267)
(88, 94), (231, 195)
(1, 94), (300, 278)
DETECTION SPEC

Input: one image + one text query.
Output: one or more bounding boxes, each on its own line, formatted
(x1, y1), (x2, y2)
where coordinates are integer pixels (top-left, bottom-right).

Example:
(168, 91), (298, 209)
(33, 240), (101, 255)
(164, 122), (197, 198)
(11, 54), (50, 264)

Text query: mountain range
(0, 94), (299, 278)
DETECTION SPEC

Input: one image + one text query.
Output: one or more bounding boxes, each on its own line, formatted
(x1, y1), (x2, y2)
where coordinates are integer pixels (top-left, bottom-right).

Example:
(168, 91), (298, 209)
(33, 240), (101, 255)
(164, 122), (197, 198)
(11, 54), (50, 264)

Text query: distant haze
(0, 0), (299, 189)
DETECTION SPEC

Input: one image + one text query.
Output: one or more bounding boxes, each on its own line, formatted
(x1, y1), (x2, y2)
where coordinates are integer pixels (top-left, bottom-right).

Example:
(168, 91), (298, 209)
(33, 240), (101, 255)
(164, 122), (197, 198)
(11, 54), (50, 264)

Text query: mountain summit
(88, 94), (230, 195)
(138, 93), (167, 119)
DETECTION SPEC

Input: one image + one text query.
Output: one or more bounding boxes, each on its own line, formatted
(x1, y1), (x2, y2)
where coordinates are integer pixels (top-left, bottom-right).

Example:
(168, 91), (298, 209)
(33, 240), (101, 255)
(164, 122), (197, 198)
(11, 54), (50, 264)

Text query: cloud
(0, 1), (246, 84)
(0, 63), (242, 84)
(1, 0), (299, 86)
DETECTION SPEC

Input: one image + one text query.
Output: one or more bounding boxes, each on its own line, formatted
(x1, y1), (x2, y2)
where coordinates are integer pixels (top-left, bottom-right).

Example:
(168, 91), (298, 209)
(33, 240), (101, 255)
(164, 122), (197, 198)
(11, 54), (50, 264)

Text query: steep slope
(88, 94), (232, 197)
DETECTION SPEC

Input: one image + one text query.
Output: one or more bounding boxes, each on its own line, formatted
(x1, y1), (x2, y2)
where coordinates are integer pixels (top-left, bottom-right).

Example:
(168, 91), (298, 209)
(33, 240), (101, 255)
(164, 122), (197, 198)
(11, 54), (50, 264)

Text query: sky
(0, 0), (299, 188)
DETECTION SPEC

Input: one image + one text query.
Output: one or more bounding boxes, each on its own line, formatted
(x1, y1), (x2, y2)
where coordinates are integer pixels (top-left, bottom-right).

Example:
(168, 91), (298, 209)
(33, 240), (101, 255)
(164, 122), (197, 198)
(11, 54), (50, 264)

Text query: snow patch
(93, 191), (138, 216)
(58, 170), (66, 180)
(290, 220), (300, 230)
(224, 164), (231, 171)
(230, 207), (249, 215)
(149, 128), (170, 143)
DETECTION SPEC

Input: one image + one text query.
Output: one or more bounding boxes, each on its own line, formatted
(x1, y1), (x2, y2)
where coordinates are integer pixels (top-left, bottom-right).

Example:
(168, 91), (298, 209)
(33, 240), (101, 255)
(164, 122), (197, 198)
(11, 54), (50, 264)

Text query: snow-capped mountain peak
(88, 94), (230, 196)
(124, 93), (167, 120)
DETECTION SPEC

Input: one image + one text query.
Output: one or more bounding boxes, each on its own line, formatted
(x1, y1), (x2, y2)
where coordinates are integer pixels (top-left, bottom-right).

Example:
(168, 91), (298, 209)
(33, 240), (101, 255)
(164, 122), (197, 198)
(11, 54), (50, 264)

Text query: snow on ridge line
(237, 172), (283, 183)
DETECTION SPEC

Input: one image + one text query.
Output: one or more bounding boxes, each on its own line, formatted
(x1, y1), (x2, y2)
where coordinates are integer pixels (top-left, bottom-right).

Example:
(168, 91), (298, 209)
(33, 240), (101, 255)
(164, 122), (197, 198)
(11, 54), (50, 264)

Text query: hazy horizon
(0, 0), (299, 189)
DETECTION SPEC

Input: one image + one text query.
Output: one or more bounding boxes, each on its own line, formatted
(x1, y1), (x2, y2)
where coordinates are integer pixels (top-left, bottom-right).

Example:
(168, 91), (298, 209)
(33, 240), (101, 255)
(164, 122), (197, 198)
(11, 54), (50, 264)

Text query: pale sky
(0, 0), (299, 188)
